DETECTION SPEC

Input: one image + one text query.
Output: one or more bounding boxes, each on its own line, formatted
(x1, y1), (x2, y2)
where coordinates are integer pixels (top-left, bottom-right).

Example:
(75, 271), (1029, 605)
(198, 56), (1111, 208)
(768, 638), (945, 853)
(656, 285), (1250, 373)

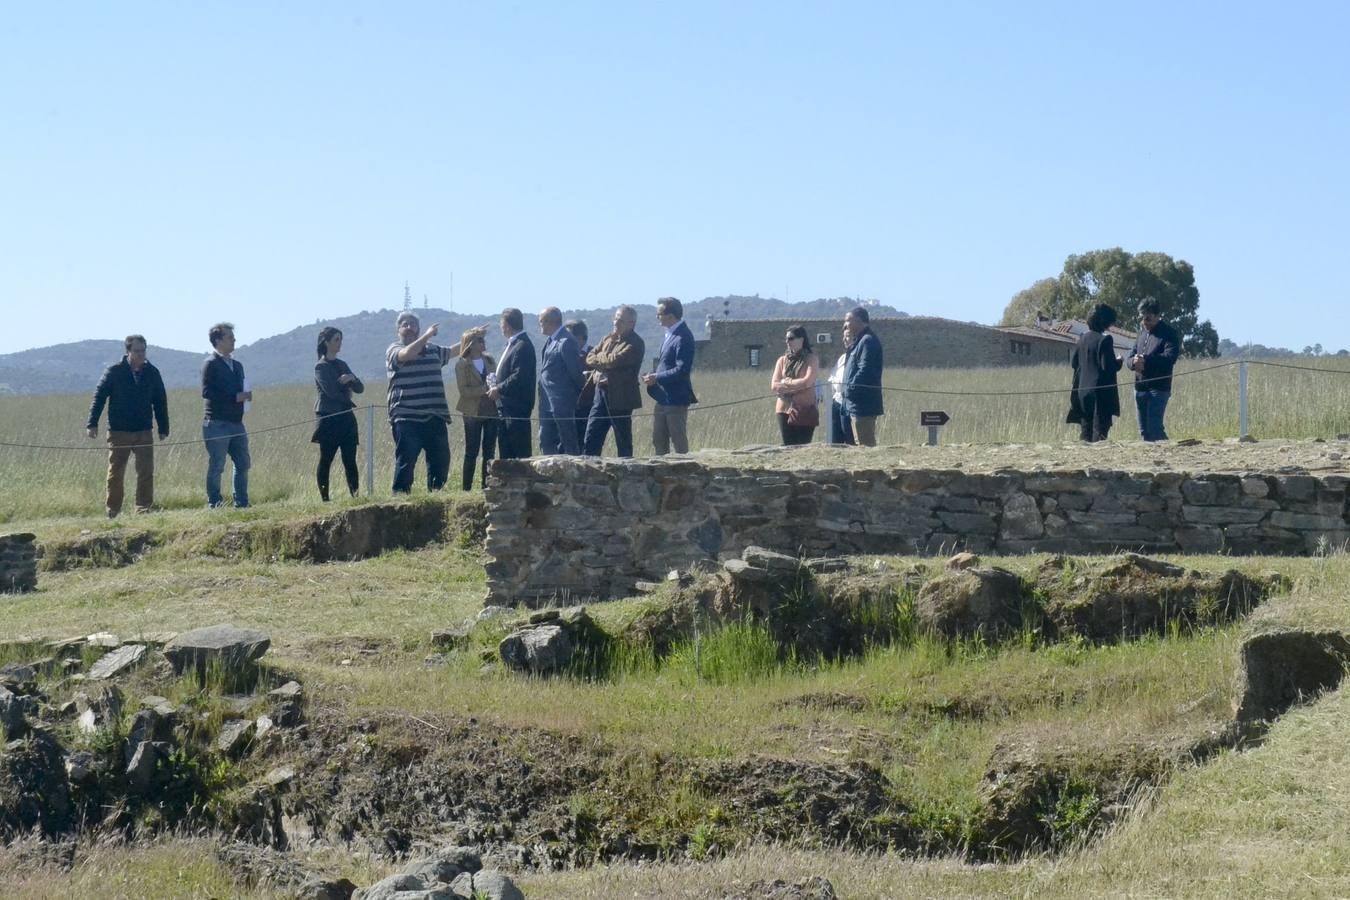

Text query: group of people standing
(1068, 297), (1181, 442)
(80, 298), (1180, 517)
(768, 306), (886, 447)
(381, 297), (698, 495)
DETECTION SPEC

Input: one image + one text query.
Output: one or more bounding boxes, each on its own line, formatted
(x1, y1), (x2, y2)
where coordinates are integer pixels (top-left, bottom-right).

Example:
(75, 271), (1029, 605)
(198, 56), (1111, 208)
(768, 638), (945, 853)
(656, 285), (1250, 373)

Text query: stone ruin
(482, 451), (1350, 607)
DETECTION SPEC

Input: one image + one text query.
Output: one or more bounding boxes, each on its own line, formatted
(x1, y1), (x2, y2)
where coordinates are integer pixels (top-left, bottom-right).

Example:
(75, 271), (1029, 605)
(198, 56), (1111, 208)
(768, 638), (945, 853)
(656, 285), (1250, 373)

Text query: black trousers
(497, 413), (533, 460)
(314, 412), (359, 500)
(1078, 393), (1114, 442)
(777, 412), (815, 446)
(462, 416), (498, 491)
(391, 417), (450, 493)
(583, 392), (634, 458)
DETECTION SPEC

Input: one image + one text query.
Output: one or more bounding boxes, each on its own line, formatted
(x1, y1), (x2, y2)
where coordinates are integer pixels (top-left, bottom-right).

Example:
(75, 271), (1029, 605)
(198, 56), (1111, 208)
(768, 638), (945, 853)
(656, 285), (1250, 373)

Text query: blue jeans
(203, 419), (250, 507)
(583, 391), (634, 458)
(1135, 389), (1171, 442)
(391, 417), (450, 493)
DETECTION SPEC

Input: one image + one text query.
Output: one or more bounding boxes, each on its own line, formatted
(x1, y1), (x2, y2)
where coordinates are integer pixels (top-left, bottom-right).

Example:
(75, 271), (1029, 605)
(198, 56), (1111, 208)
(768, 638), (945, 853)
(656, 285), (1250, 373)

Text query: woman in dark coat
(1068, 304), (1122, 442)
(312, 327), (364, 499)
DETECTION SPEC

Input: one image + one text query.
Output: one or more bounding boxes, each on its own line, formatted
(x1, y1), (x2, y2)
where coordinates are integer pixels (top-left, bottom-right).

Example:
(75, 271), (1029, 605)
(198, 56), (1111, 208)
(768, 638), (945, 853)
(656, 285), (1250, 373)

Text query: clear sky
(2, 1), (1346, 355)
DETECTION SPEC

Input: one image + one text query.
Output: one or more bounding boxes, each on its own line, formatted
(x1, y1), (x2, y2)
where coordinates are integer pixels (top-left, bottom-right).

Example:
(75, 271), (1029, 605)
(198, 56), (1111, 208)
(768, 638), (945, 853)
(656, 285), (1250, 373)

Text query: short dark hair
(317, 326), (342, 359)
(785, 325), (813, 355)
(657, 297), (683, 320)
(501, 308), (524, 331)
(1137, 298), (1161, 317)
(124, 334), (146, 352)
(1086, 304), (1117, 333)
(849, 306), (870, 324)
(565, 319), (588, 342)
(209, 322), (234, 348)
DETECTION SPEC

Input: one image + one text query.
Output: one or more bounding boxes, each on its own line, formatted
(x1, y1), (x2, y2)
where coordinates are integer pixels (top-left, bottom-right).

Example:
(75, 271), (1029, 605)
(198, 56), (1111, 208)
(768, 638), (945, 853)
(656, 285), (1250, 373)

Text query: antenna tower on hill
(403, 282), (412, 311)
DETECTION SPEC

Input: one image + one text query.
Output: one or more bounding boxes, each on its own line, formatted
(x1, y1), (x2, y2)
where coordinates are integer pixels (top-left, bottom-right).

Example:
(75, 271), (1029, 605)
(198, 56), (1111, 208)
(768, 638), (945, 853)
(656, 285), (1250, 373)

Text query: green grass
(6, 357), (1350, 519)
(4, 488), (1350, 897)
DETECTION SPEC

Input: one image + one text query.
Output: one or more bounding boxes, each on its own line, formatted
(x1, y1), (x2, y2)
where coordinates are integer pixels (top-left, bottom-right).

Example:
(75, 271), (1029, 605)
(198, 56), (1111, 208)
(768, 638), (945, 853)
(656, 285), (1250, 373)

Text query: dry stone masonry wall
(0, 532), (37, 593)
(484, 454), (1350, 607)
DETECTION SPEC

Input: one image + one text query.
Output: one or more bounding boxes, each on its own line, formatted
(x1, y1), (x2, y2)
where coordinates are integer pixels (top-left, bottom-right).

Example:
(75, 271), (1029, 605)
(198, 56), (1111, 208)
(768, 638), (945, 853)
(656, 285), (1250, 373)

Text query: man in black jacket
(1128, 298), (1181, 442)
(86, 335), (170, 517)
(201, 322), (253, 507)
(488, 308), (536, 459)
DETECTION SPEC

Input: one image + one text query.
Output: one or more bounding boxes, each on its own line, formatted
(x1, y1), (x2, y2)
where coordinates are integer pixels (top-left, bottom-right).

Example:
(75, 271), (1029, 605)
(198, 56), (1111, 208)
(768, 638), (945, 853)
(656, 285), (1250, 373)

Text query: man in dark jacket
(842, 307), (884, 446)
(201, 322), (252, 507)
(86, 334), (170, 517)
(536, 306), (585, 455)
(640, 297), (697, 454)
(1128, 298), (1181, 442)
(583, 305), (645, 458)
(488, 307), (537, 459)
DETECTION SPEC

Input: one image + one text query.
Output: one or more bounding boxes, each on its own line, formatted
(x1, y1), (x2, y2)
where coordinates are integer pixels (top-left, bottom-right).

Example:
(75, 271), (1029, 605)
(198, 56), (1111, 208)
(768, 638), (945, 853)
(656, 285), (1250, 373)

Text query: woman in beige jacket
(454, 328), (498, 491)
(770, 325), (820, 446)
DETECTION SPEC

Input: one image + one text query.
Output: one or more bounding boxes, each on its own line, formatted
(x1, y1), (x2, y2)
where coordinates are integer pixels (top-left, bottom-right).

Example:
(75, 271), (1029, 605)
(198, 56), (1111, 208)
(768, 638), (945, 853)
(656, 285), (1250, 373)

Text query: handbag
(787, 401), (820, 429)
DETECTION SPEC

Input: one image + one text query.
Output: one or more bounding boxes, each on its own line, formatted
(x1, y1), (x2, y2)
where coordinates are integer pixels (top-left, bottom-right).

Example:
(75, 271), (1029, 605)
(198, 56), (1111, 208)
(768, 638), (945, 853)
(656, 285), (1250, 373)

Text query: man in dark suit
(536, 306), (585, 454)
(567, 319), (593, 450)
(842, 306), (884, 446)
(640, 296), (697, 454)
(488, 307), (536, 459)
(1128, 297), (1181, 442)
(584, 305), (645, 458)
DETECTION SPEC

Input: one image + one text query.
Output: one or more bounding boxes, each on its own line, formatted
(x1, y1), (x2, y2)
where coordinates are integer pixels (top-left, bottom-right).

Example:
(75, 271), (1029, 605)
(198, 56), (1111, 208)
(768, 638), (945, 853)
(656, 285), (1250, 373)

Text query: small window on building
(1010, 339), (1032, 355)
(747, 346), (762, 367)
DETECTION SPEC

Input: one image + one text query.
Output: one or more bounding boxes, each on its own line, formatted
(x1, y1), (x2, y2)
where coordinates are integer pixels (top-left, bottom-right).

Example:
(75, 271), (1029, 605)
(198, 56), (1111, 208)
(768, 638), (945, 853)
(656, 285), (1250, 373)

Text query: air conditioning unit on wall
(817, 333), (832, 344)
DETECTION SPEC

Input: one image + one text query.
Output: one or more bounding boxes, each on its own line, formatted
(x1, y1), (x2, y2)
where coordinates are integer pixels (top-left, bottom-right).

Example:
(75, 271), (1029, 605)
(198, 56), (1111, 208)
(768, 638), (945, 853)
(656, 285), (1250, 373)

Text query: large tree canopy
(1001, 248), (1219, 357)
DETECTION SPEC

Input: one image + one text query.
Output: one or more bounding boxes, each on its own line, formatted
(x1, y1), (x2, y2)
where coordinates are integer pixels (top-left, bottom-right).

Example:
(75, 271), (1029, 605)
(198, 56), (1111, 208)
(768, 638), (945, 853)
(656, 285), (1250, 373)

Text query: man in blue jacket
(536, 307), (585, 454)
(842, 307), (884, 446)
(1128, 297), (1181, 442)
(201, 322), (252, 508)
(641, 297), (698, 454)
(488, 307), (537, 459)
(85, 334), (170, 517)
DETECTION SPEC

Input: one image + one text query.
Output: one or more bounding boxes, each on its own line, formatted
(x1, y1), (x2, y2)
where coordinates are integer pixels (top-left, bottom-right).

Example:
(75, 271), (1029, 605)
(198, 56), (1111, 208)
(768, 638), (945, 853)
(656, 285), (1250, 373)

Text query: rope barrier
(0, 358), (1342, 453)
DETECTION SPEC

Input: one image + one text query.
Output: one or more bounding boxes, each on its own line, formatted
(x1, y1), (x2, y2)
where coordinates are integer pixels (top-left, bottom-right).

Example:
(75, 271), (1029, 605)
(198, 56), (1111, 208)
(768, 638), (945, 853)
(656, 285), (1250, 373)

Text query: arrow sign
(919, 411), (950, 427)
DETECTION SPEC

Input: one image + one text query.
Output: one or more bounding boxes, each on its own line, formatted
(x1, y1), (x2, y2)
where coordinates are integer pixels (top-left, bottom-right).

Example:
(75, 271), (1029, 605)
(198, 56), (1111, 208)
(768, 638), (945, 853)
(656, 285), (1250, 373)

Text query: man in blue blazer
(488, 307), (536, 459)
(640, 296), (698, 454)
(842, 306), (884, 446)
(536, 306), (586, 454)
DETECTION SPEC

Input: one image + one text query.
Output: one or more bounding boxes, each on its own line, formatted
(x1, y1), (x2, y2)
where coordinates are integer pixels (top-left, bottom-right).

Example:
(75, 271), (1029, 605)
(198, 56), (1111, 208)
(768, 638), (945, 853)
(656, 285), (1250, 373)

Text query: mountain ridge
(0, 296), (905, 395)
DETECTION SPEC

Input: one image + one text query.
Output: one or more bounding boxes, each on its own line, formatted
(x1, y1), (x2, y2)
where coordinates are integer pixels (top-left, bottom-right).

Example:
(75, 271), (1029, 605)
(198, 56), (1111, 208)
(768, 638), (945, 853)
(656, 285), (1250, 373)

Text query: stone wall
(484, 455), (1350, 607)
(699, 317), (1071, 371)
(0, 533), (38, 593)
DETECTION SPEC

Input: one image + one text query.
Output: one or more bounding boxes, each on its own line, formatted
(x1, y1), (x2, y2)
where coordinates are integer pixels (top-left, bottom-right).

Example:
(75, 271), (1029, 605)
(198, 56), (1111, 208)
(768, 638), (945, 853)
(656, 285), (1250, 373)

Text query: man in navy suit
(640, 296), (698, 454)
(487, 307), (536, 459)
(536, 307), (585, 454)
(842, 306), (884, 446)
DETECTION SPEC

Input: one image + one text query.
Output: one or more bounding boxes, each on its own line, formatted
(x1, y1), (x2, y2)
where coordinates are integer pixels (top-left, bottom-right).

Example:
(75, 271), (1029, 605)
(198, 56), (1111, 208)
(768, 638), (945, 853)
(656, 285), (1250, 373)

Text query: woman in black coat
(1068, 304), (1122, 442)
(312, 327), (364, 499)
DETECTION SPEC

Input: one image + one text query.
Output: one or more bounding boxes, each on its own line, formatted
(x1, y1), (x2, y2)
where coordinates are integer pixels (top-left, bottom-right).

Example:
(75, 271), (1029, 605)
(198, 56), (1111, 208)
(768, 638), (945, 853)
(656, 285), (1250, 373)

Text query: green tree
(1002, 248), (1219, 357)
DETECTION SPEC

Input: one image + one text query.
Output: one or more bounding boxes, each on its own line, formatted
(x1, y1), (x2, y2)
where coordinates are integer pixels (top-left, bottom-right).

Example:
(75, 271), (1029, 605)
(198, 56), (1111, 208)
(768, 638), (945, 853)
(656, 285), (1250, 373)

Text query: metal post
(1238, 361), (1249, 440)
(926, 425), (939, 447)
(365, 403), (375, 496)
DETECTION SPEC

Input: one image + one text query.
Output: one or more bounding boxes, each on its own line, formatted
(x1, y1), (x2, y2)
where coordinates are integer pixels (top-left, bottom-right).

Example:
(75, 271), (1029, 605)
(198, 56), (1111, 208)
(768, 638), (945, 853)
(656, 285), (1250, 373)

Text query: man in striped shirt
(386, 311), (453, 493)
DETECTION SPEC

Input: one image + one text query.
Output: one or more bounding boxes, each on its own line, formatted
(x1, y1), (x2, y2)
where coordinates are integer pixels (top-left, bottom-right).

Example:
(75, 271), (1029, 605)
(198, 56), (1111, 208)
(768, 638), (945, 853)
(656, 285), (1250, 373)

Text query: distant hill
(0, 296), (907, 395)
(0, 340), (209, 396)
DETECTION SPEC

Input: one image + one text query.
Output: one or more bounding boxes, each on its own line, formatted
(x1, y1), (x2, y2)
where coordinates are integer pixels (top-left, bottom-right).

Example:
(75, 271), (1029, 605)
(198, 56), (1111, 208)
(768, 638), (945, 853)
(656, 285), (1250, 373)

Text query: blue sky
(2, 1), (1346, 354)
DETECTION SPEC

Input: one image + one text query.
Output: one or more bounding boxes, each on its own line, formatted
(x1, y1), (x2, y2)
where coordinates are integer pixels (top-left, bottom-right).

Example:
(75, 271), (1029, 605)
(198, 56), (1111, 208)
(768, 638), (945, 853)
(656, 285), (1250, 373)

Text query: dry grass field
(3, 357), (1350, 521)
